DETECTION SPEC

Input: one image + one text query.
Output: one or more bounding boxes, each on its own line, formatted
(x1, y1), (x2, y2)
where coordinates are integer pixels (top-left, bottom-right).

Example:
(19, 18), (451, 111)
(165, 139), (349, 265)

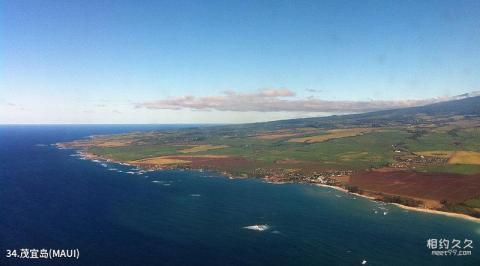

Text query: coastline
(315, 184), (480, 223)
(315, 183), (377, 200)
(391, 203), (480, 223)
(60, 145), (480, 223)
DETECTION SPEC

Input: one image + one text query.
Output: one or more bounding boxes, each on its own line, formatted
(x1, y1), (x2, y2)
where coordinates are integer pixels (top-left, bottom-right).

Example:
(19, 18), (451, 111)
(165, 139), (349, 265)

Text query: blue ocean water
(0, 125), (479, 265)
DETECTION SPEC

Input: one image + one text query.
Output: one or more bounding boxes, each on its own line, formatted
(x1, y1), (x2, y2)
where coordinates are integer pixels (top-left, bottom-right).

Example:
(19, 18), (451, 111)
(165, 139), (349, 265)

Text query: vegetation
(381, 195), (422, 207)
(346, 185), (361, 193)
(441, 202), (480, 218)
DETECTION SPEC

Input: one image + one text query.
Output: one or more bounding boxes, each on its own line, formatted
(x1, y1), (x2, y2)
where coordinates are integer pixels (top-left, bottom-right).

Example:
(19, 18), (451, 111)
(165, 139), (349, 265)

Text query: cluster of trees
(382, 195), (421, 207)
(346, 185), (361, 194)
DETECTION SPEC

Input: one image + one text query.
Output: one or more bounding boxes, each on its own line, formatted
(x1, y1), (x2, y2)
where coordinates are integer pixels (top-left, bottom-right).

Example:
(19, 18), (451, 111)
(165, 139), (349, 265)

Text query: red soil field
(350, 170), (480, 202)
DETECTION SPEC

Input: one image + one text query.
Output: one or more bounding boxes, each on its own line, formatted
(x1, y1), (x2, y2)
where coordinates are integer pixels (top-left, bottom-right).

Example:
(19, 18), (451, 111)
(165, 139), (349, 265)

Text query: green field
(69, 124), (480, 174)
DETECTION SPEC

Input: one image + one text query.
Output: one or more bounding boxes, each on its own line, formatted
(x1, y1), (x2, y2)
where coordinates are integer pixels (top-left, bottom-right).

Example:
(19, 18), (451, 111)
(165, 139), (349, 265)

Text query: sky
(1, 0), (480, 124)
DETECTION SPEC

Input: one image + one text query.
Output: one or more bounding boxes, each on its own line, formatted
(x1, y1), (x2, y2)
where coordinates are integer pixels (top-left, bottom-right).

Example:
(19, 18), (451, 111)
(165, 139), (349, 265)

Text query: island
(58, 96), (480, 220)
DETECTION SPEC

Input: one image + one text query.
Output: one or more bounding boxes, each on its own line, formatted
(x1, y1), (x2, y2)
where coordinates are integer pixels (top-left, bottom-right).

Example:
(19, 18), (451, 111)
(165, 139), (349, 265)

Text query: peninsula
(59, 95), (480, 219)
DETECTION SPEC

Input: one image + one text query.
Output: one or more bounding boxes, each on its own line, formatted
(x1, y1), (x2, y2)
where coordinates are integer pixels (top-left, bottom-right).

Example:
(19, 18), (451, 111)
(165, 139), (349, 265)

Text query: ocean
(1, 125), (479, 265)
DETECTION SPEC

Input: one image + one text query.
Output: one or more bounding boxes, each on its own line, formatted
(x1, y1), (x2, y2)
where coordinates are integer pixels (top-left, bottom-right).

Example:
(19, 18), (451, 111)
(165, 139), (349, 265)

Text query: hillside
(250, 95), (480, 129)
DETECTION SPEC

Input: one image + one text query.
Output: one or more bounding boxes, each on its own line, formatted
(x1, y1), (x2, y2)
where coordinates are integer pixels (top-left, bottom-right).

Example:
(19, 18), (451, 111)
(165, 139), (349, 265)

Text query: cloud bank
(135, 88), (467, 114)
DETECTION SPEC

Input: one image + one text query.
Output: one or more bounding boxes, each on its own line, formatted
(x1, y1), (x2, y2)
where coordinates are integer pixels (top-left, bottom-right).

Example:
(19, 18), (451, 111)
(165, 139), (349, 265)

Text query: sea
(1, 125), (479, 266)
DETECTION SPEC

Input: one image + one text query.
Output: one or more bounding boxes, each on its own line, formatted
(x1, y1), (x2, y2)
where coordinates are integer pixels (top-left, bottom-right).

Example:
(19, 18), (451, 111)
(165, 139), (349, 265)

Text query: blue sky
(1, 0), (479, 123)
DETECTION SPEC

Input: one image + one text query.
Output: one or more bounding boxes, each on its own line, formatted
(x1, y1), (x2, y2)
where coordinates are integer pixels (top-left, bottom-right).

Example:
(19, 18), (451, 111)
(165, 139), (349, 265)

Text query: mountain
(248, 95), (480, 130)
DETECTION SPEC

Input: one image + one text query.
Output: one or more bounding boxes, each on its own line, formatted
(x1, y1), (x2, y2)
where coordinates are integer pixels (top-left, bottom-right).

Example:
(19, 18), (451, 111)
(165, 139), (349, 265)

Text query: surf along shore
(316, 184), (480, 223)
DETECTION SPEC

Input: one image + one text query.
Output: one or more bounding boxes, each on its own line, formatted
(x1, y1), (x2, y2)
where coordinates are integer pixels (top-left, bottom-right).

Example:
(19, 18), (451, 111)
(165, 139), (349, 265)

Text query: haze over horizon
(2, 0), (480, 124)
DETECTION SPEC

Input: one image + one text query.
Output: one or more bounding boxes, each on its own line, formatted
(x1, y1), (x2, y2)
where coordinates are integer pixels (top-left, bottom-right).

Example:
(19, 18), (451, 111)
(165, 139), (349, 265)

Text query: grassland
(287, 128), (375, 143)
(179, 144), (229, 153)
(131, 157), (191, 165)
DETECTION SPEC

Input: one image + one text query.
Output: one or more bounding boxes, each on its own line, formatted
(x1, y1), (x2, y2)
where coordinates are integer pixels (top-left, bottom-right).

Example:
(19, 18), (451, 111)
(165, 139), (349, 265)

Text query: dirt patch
(179, 145), (228, 153)
(130, 155), (253, 173)
(59, 138), (134, 148)
(254, 128), (321, 140)
(94, 140), (133, 147)
(339, 152), (370, 161)
(350, 170), (480, 203)
(275, 159), (303, 164)
(448, 151), (480, 165)
(256, 133), (300, 140)
(130, 157), (191, 165)
(168, 155), (254, 171)
(287, 128), (375, 143)
(415, 151), (454, 158)
(331, 175), (350, 183)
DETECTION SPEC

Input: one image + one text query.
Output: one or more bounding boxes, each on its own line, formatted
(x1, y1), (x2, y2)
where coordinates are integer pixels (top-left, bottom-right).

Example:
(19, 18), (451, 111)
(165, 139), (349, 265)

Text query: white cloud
(135, 88), (456, 113)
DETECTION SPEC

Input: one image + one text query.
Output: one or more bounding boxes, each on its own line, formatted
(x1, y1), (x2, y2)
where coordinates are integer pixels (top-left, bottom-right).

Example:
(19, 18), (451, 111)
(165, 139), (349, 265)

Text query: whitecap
(243, 224), (270, 231)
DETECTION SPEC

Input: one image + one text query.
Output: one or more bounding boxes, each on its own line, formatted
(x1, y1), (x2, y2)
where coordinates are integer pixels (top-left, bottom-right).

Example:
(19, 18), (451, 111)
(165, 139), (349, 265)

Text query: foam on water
(35, 144), (48, 147)
(243, 224), (270, 231)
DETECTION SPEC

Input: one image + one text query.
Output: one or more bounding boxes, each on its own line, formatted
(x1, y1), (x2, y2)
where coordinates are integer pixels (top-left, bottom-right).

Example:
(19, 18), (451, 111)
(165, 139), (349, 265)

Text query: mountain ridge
(237, 95), (480, 130)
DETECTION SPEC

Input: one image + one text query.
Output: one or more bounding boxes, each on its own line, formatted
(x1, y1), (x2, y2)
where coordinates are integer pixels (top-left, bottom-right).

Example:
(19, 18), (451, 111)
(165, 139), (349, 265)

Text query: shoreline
(315, 183), (377, 201)
(60, 145), (480, 223)
(315, 184), (480, 223)
(391, 203), (480, 223)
